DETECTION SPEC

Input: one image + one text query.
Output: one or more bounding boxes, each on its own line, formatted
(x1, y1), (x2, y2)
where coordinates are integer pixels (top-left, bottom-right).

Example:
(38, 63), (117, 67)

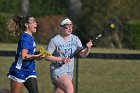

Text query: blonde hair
(6, 15), (32, 36)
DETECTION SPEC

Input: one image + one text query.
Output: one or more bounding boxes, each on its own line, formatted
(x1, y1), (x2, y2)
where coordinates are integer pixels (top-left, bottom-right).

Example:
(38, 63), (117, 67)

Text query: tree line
(0, 0), (140, 49)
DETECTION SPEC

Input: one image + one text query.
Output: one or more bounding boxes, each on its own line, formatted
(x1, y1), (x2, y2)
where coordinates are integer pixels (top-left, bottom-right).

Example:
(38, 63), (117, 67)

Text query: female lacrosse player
(6, 15), (44, 93)
(6, 15), (70, 93)
(46, 18), (93, 93)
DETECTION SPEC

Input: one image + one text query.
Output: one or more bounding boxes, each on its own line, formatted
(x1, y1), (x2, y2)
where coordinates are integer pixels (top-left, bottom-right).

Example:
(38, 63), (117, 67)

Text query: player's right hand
(34, 53), (45, 61)
(62, 58), (70, 64)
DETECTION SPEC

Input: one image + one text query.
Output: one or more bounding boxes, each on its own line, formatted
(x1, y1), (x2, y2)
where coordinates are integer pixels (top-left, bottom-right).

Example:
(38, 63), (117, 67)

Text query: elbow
(80, 52), (89, 58)
(22, 56), (27, 60)
(22, 54), (31, 60)
(80, 54), (88, 58)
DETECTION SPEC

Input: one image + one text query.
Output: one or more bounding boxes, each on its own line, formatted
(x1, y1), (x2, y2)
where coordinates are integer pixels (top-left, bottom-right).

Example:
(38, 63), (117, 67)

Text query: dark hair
(6, 15), (32, 36)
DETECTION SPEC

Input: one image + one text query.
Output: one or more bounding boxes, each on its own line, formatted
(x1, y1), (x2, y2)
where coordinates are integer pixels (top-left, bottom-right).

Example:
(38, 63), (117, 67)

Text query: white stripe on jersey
(15, 56), (23, 69)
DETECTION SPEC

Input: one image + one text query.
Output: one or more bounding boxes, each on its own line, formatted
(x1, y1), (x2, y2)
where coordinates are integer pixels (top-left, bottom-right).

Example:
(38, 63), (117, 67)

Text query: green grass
(1, 57), (140, 93)
(77, 59), (140, 93)
(0, 43), (140, 93)
(0, 57), (53, 93)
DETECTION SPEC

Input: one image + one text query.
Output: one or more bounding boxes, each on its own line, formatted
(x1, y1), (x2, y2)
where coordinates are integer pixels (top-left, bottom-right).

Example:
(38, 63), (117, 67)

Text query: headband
(60, 18), (72, 26)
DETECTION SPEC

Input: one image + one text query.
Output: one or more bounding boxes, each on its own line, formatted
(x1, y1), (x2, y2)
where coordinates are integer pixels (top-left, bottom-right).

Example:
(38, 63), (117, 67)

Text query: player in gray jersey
(46, 18), (93, 93)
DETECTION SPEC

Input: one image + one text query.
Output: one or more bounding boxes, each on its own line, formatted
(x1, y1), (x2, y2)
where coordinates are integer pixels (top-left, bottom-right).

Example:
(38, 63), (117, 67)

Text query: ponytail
(6, 15), (31, 36)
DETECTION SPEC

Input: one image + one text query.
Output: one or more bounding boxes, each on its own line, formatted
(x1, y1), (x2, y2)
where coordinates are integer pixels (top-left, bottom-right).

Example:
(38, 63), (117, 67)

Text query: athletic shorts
(50, 62), (73, 82)
(7, 68), (36, 82)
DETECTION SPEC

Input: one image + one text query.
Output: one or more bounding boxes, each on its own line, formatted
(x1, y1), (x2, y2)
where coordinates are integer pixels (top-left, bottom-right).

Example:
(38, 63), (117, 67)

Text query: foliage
(124, 21), (140, 49)
(75, 0), (140, 48)
(0, 13), (18, 43)
(0, 0), (67, 16)
(0, 0), (140, 49)
(35, 15), (64, 44)
(0, 0), (19, 14)
(29, 0), (67, 16)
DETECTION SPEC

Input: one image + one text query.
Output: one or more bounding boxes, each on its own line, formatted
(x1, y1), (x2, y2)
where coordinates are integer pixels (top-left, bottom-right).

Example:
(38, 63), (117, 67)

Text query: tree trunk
(20, 0), (29, 16)
(67, 0), (82, 17)
(112, 32), (123, 48)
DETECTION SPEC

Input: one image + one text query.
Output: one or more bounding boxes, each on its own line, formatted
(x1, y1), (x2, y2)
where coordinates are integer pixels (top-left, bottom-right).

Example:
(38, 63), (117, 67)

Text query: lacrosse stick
(69, 16), (123, 59)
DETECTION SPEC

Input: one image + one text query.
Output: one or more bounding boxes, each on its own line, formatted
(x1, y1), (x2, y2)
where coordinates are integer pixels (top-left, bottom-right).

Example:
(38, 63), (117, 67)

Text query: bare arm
(79, 40), (93, 57)
(21, 49), (43, 61)
(45, 56), (70, 64)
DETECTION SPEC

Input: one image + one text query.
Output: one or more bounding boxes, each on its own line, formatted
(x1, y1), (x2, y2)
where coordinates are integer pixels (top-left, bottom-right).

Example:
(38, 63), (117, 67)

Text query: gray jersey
(47, 34), (82, 72)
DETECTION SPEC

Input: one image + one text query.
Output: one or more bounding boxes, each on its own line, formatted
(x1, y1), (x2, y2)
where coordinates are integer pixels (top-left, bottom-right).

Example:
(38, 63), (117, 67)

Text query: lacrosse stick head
(103, 16), (123, 34)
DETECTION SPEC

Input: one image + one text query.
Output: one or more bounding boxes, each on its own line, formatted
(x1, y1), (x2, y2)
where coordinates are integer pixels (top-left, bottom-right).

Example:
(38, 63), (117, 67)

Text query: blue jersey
(14, 32), (36, 70)
(8, 32), (37, 82)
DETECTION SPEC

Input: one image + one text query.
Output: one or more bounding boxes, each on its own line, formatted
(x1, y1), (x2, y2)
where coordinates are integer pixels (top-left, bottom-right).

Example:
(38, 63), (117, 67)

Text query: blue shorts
(50, 62), (73, 82)
(8, 68), (36, 82)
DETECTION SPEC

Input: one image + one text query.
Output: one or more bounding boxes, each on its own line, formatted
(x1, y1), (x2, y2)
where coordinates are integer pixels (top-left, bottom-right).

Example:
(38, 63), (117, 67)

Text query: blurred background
(0, 0), (140, 93)
(0, 0), (140, 49)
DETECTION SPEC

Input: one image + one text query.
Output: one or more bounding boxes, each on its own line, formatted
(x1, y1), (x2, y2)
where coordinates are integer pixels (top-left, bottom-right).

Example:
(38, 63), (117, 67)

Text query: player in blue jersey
(46, 18), (93, 93)
(6, 15), (44, 93)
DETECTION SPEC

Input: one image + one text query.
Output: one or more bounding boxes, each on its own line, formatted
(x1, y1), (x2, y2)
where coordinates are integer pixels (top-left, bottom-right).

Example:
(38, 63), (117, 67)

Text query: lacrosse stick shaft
(69, 45), (87, 59)
(69, 33), (103, 59)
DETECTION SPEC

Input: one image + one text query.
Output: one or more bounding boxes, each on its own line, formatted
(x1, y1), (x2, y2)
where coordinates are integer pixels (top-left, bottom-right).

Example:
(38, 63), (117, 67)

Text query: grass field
(0, 43), (140, 93)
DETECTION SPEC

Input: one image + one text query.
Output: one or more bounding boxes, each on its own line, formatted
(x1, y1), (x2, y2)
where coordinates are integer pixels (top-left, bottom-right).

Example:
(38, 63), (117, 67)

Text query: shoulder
(50, 35), (60, 41)
(48, 35), (60, 44)
(71, 34), (78, 38)
(53, 35), (60, 39)
(71, 34), (80, 40)
(20, 32), (33, 42)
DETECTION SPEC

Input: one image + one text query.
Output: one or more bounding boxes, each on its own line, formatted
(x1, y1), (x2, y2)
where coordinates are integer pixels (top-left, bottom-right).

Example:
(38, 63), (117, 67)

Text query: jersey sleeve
(76, 36), (83, 49)
(20, 34), (32, 50)
(21, 40), (31, 50)
(46, 39), (56, 53)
